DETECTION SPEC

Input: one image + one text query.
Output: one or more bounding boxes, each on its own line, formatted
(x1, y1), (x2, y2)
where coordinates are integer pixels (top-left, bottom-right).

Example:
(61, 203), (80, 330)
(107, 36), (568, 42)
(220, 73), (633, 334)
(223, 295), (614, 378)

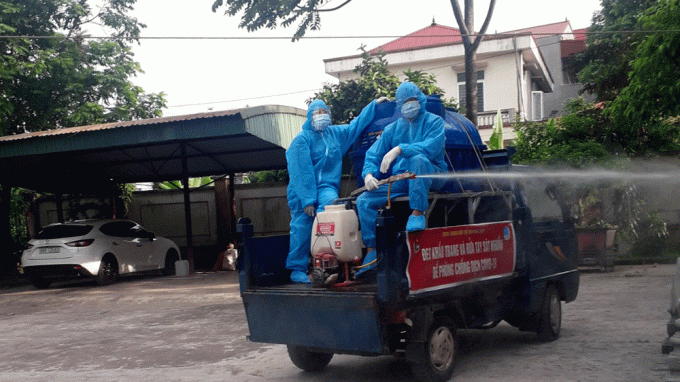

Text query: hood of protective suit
(303, 99), (332, 131)
(395, 82), (427, 117)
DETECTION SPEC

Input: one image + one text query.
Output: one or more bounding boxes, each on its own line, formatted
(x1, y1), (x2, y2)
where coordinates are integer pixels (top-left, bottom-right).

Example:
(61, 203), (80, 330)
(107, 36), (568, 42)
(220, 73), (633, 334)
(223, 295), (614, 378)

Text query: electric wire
(167, 36), (594, 110)
(2, 29), (653, 110)
(1, 30), (678, 40)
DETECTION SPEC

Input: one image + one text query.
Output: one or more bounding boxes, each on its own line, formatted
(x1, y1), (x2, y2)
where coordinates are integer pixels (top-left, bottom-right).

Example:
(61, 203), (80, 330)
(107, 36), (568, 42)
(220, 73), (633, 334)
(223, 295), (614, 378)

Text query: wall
(537, 35), (596, 118)
(128, 188), (217, 247)
(233, 182), (289, 236)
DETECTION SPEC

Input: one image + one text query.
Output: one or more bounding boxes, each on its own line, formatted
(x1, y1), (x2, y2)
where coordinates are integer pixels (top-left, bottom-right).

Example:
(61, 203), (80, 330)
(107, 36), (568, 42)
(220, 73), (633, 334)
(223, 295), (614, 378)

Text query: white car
(21, 219), (181, 289)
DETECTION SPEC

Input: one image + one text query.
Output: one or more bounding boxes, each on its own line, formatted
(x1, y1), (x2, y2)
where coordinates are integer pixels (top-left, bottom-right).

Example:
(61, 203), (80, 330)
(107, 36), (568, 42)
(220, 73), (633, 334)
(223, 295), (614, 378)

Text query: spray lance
(350, 172), (416, 210)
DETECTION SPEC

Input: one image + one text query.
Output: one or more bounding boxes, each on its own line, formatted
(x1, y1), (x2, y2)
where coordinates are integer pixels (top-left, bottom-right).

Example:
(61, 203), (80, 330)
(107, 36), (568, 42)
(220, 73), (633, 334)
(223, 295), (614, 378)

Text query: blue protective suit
(286, 99), (377, 274)
(357, 82), (447, 248)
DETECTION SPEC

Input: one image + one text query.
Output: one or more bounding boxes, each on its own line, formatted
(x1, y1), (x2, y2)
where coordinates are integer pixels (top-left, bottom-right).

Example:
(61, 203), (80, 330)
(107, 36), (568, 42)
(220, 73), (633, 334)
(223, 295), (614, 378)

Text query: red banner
(406, 222), (516, 294)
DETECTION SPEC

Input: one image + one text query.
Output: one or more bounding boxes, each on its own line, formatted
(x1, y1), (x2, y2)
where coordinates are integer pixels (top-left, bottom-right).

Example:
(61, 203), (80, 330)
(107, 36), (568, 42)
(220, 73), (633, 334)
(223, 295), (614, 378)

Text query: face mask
(312, 114), (331, 131)
(401, 100), (420, 119)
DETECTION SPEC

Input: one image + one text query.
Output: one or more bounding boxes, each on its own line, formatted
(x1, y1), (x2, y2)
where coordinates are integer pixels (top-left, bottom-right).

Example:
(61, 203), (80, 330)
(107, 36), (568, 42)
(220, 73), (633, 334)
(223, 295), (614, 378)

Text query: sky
(127, 0), (603, 116)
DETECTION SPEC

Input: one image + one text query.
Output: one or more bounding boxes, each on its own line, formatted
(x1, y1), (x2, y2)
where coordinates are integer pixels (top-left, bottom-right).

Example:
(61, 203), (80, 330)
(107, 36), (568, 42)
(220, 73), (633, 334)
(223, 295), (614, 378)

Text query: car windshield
(35, 224), (94, 239)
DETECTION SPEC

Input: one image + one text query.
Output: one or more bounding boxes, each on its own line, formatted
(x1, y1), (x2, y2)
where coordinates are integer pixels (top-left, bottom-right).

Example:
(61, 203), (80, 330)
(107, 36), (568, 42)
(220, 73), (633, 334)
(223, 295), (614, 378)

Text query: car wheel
(163, 249), (179, 276)
(31, 277), (51, 290)
(537, 284), (562, 342)
(287, 345), (333, 372)
(96, 255), (118, 286)
(410, 316), (458, 382)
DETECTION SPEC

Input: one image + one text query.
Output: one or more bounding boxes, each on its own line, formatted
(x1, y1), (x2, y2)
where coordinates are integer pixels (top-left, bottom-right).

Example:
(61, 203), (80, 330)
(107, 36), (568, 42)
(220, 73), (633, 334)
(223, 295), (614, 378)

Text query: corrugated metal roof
(0, 104), (307, 193)
(0, 108), (244, 142)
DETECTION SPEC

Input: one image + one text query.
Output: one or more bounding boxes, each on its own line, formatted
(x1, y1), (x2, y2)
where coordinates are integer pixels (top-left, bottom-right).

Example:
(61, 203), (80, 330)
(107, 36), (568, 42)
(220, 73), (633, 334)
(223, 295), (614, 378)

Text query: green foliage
(487, 110), (503, 150)
(513, 100), (612, 167)
(311, 48), (457, 124)
(570, 0), (657, 101)
(607, 0), (680, 148)
(212, 0), (330, 41)
(629, 212), (670, 257)
(9, 188), (30, 253)
(313, 47), (398, 124)
(244, 170), (289, 183)
(513, 105), (666, 241)
(0, 0), (166, 136)
(157, 177), (214, 190)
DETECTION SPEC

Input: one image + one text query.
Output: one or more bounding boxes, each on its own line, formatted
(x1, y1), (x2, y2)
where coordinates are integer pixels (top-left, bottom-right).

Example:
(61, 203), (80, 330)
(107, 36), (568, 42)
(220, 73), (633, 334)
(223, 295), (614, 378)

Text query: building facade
(324, 21), (591, 144)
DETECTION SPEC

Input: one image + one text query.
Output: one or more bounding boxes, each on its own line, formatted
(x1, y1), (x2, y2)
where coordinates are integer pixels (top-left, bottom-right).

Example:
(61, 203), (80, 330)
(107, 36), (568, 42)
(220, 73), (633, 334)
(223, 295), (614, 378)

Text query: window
(100, 221), (137, 237)
(562, 68), (578, 85)
(531, 91), (543, 121)
(35, 224), (93, 239)
(457, 71), (484, 112)
(562, 57), (579, 85)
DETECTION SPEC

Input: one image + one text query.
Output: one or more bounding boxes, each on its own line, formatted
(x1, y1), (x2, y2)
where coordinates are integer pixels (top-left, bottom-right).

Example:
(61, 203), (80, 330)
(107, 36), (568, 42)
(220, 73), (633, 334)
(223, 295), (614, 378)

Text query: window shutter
(477, 83), (484, 112)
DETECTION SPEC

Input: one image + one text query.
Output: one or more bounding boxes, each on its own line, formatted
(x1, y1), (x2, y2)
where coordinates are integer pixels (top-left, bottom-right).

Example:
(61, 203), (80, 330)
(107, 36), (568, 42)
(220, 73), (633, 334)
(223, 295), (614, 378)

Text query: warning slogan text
(407, 222), (516, 293)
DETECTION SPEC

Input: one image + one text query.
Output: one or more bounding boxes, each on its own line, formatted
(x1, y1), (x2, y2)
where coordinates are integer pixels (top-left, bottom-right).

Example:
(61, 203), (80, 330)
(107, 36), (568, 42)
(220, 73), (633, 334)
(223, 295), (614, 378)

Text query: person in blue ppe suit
(356, 82), (447, 277)
(286, 98), (382, 283)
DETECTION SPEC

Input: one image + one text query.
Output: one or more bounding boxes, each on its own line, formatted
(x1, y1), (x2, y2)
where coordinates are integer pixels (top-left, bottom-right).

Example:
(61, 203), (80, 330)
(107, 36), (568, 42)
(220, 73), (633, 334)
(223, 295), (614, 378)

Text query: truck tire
(410, 317), (458, 382)
(537, 284), (561, 342)
(287, 345), (333, 372)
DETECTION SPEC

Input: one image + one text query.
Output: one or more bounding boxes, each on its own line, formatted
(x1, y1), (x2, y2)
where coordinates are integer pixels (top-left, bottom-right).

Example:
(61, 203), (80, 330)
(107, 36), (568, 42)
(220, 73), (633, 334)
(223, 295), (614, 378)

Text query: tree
(569, 0), (657, 102)
(311, 48), (457, 124)
(0, 0), (166, 277)
(513, 99), (612, 168)
(449, 0), (495, 126)
(0, 0), (166, 135)
(211, 0), (495, 125)
(607, 0), (680, 148)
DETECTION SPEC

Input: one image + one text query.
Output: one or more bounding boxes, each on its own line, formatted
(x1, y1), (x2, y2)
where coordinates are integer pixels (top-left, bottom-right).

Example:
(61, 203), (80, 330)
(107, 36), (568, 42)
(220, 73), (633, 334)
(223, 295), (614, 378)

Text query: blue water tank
(349, 95), (488, 192)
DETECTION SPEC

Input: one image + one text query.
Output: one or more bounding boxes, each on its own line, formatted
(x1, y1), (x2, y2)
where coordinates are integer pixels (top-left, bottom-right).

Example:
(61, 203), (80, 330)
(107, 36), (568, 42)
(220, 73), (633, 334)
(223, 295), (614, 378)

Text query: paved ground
(0, 264), (674, 381)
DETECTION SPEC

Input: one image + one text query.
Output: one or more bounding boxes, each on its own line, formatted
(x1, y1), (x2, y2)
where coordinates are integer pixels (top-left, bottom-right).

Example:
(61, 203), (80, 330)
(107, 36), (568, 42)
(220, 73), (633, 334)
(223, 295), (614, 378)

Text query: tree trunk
(465, 46), (478, 126)
(463, 0), (478, 126)
(450, 0), (496, 127)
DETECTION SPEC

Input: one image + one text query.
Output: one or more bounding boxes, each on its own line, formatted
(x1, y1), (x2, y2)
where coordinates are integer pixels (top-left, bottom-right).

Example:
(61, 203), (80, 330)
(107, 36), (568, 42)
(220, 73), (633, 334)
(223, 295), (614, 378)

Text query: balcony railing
(476, 109), (516, 129)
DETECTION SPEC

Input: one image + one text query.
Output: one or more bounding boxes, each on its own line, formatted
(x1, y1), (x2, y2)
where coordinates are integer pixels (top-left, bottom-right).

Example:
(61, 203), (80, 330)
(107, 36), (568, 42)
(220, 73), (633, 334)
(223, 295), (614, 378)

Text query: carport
(0, 105), (306, 268)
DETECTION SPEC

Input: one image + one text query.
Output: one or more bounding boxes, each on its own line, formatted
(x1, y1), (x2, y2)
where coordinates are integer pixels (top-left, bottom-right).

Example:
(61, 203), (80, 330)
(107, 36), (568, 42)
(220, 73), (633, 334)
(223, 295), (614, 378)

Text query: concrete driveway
(0, 265), (674, 381)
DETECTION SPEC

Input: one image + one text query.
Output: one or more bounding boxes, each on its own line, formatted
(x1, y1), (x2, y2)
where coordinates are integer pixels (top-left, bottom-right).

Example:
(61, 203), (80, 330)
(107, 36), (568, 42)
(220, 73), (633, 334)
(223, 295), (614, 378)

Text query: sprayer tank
(311, 204), (363, 262)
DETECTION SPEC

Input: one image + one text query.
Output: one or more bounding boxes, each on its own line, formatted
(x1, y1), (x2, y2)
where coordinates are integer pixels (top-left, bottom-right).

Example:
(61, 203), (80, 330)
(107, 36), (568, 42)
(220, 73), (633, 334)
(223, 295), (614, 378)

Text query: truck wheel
(287, 345), (333, 372)
(537, 284), (561, 342)
(410, 317), (458, 382)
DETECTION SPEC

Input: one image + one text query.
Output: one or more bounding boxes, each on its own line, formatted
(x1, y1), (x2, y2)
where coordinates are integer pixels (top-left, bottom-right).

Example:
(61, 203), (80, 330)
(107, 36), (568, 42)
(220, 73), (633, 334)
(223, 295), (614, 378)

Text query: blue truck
(235, 98), (579, 381)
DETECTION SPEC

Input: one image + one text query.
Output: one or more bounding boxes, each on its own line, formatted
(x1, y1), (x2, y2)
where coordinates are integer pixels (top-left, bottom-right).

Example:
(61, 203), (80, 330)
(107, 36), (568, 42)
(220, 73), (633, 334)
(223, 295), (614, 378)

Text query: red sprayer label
(316, 222), (335, 236)
(406, 222), (516, 294)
